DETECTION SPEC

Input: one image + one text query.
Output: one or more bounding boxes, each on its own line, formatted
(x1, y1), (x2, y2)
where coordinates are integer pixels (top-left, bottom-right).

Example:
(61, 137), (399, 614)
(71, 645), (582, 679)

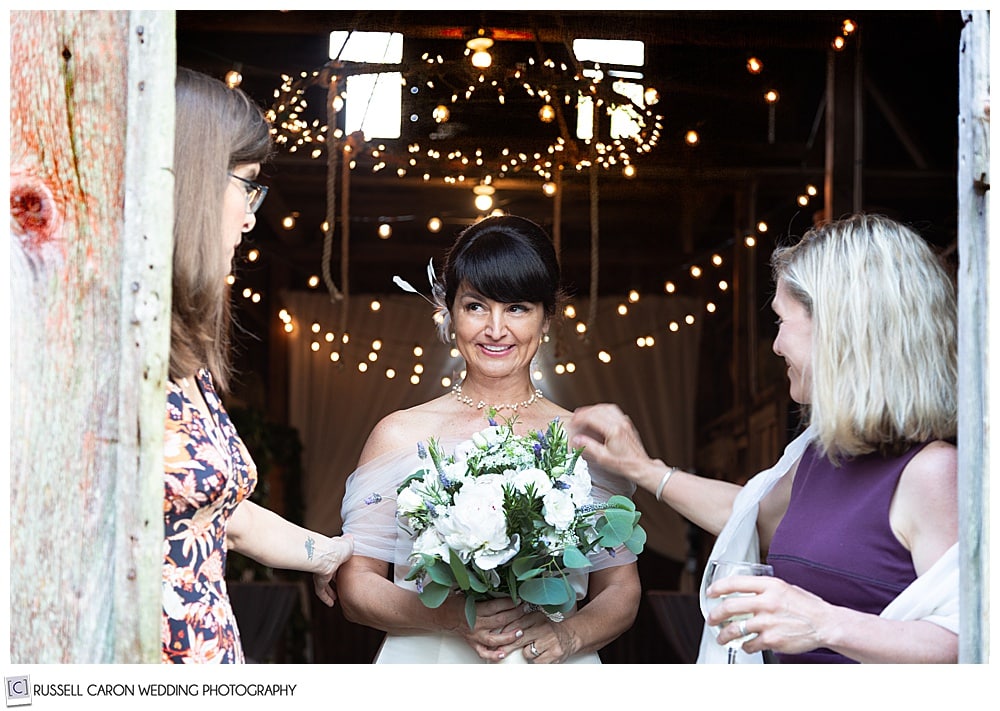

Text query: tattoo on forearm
(305, 536), (315, 560)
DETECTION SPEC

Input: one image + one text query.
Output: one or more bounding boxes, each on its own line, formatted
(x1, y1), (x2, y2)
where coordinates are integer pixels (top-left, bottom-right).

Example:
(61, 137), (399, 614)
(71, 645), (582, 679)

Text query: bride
(338, 215), (641, 663)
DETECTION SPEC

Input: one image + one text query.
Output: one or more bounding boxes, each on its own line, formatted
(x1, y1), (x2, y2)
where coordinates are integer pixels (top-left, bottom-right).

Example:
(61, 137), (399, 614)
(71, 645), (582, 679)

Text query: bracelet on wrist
(655, 465), (678, 502)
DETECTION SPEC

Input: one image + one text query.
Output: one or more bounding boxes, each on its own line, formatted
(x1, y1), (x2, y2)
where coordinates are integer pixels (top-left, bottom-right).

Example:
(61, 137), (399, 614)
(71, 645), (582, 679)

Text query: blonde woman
(571, 214), (958, 663)
(162, 68), (353, 664)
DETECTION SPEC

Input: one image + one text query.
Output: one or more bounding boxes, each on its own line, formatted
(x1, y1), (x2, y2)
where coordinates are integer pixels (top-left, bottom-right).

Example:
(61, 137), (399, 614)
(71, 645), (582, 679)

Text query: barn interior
(174, 9), (963, 663)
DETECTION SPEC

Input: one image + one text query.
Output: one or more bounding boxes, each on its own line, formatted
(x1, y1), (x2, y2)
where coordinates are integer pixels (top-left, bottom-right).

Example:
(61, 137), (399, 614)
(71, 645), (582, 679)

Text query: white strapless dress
(373, 632), (601, 664)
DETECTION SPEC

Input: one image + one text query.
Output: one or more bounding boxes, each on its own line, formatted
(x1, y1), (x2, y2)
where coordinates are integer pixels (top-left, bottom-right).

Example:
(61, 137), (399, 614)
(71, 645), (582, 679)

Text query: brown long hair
(169, 67), (272, 392)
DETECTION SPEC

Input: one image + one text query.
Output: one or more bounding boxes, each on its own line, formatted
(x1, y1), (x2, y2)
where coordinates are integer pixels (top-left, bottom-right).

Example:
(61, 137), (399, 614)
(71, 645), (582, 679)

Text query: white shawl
(697, 424), (960, 663)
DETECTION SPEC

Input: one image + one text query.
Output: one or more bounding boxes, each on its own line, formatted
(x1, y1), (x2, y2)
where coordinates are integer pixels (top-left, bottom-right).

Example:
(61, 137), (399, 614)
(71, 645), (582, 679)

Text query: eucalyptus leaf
(601, 508), (636, 542)
(465, 595), (478, 629)
(426, 560), (456, 586)
(606, 494), (636, 512)
(597, 519), (626, 548)
(625, 524), (647, 554)
(418, 581), (452, 609)
(512, 556), (544, 580)
(561, 546), (592, 569)
(519, 576), (573, 606)
(449, 549), (471, 590)
(467, 571), (488, 593)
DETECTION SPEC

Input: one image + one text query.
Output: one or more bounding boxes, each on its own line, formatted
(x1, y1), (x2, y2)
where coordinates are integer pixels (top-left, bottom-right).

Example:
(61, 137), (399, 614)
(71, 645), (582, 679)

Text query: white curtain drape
(283, 290), (702, 561)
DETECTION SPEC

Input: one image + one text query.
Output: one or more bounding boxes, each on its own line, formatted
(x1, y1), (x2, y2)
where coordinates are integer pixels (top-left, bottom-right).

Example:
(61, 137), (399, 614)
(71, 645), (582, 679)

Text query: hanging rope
(587, 138), (600, 340)
(339, 138), (352, 339)
(322, 69), (344, 305)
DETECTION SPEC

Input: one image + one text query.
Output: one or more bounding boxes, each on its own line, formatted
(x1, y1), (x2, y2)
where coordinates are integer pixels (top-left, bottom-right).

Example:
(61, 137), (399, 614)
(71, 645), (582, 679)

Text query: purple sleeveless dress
(767, 441), (927, 663)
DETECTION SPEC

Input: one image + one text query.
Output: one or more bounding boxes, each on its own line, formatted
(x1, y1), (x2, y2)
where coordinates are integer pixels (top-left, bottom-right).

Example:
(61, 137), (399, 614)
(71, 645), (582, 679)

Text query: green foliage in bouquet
(396, 412), (646, 628)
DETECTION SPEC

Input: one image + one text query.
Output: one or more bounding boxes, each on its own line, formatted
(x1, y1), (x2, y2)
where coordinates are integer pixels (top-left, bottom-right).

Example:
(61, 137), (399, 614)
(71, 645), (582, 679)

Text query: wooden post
(823, 36), (861, 223)
(9, 10), (172, 663)
(956, 9), (990, 665)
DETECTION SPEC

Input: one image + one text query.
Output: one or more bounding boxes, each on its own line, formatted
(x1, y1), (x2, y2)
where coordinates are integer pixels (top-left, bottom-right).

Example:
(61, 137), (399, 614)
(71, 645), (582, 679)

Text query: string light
(466, 33), (494, 69)
(256, 28), (847, 386)
(473, 183), (495, 211)
(268, 42), (663, 190)
(433, 105), (450, 123)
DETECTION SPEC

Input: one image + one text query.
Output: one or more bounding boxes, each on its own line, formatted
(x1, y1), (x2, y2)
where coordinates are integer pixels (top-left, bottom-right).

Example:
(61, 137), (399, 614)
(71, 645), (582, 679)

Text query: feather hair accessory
(393, 258), (452, 343)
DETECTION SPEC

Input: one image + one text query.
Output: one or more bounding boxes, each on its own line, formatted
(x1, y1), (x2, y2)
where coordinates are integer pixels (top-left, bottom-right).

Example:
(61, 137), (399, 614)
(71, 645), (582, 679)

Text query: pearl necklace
(452, 382), (544, 412)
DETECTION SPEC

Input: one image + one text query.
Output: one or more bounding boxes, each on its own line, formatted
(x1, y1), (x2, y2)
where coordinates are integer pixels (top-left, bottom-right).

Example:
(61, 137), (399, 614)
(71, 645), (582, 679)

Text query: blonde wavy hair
(771, 213), (957, 461)
(170, 67), (272, 393)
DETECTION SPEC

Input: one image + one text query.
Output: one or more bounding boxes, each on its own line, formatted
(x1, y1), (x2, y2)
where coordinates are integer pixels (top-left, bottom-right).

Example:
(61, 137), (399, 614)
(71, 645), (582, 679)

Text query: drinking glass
(700, 559), (774, 663)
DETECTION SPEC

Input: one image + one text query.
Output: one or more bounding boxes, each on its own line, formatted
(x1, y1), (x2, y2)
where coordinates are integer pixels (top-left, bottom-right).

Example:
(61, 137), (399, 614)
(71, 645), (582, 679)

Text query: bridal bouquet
(395, 412), (646, 628)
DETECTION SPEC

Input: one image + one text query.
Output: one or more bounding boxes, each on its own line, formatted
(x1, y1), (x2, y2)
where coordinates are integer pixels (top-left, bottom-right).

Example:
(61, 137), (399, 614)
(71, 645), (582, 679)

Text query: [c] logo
(4, 676), (31, 707)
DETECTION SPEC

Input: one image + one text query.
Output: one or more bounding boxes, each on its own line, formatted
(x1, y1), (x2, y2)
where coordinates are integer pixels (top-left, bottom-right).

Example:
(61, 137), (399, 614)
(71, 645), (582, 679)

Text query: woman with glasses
(162, 67), (354, 664)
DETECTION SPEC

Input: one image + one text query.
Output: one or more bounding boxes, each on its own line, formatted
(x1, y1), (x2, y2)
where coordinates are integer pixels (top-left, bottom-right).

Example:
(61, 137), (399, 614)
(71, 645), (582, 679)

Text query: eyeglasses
(229, 173), (268, 214)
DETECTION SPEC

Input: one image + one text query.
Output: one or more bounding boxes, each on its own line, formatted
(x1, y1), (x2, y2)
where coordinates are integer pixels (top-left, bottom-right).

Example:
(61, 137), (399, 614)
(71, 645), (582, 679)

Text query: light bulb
(471, 50), (492, 69)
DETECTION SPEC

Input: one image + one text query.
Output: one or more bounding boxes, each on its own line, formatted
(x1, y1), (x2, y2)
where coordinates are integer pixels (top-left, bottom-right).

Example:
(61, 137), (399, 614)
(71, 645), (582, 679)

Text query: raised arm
(569, 403), (742, 535)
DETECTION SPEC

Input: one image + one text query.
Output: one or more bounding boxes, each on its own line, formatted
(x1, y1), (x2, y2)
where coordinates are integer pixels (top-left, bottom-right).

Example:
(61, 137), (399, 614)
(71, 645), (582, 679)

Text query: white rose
(436, 478), (509, 555)
(543, 488), (577, 530)
(560, 466), (593, 506)
(511, 467), (552, 497)
(396, 484), (425, 515)
(442, 460), (469, 485)
(472, 425), (505, 450)
(410, 526), (449, 561)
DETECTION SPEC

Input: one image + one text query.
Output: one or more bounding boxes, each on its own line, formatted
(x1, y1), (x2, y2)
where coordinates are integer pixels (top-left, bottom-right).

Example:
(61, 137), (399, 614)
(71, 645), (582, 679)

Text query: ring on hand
(529, 641), (541, 658)
(737, 620), (748, 638)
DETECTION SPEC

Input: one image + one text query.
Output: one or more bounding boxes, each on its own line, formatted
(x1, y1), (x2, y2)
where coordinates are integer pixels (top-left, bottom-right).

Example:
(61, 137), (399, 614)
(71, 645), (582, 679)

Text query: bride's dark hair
(442, 215), (563, 317)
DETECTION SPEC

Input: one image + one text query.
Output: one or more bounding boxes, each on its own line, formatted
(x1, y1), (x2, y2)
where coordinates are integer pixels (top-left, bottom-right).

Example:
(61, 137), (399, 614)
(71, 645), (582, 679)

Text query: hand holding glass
(701, 559), (774, 663)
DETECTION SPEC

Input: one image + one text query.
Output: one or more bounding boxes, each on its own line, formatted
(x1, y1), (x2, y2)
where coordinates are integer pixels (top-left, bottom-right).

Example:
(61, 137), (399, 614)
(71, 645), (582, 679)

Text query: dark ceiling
(175, 9), (963, 383)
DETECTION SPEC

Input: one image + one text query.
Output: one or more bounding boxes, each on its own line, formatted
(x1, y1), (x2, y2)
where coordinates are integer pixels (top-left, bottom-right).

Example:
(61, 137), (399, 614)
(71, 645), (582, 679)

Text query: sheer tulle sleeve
(584, 462), (639, 573)
(340, 445), (429, 567)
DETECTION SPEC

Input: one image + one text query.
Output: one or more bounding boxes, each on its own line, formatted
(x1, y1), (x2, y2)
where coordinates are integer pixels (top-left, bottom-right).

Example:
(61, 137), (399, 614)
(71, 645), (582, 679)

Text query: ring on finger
(529, 641), (541, 658)
(737, 619), (748, 638)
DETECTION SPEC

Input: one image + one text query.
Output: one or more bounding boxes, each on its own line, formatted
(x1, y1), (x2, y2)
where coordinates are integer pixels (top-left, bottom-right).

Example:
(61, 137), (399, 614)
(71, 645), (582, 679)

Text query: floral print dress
(161, 368), (257, 663)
